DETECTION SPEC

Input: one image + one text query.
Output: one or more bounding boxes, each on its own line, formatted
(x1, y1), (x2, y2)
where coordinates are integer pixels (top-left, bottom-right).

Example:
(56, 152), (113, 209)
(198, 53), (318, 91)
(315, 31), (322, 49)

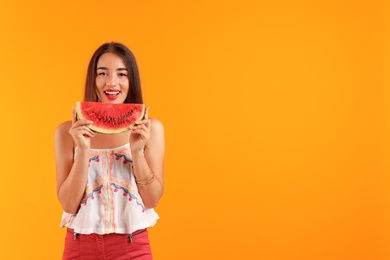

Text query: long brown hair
(84, 42), (143, 103)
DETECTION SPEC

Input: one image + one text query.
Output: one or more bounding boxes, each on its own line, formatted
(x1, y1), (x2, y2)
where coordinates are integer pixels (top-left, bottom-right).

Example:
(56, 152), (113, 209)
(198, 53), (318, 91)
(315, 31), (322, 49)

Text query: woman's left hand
(129, 106), (151, 153)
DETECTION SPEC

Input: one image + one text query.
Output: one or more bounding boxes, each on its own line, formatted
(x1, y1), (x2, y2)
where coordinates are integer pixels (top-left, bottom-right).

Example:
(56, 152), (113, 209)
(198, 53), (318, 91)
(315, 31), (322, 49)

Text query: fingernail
(135, 121), (140, 124)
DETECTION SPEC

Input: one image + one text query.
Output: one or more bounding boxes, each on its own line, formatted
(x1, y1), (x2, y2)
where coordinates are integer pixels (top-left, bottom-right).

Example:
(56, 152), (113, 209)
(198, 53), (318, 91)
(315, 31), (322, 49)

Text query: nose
(106, 74), (118, 87)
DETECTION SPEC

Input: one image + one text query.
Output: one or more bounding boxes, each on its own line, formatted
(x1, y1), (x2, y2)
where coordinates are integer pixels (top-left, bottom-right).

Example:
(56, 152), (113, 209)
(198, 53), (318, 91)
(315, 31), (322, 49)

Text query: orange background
(0, 0), (389, 259)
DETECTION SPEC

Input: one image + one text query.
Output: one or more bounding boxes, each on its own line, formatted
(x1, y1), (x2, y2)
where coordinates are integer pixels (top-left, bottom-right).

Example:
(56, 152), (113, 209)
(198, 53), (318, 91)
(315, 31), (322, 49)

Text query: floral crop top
(60, 143), (159, 234)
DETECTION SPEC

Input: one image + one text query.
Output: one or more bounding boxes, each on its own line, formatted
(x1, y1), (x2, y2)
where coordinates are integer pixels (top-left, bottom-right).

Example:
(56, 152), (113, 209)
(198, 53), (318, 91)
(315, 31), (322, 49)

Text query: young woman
(55, 42), (165, 260)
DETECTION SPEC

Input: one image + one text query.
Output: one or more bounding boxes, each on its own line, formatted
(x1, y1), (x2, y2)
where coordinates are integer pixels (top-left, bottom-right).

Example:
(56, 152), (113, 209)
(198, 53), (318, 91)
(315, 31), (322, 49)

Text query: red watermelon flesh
(75, 102), (145, 134)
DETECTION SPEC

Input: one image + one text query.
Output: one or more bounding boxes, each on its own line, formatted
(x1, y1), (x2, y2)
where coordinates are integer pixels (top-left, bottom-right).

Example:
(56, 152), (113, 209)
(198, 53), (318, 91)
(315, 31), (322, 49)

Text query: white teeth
(105, 91), (120, 95)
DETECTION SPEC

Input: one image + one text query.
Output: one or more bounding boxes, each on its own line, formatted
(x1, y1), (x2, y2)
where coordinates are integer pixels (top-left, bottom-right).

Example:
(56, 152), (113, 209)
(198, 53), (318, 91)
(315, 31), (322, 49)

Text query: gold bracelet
(135, 172), (155, 187)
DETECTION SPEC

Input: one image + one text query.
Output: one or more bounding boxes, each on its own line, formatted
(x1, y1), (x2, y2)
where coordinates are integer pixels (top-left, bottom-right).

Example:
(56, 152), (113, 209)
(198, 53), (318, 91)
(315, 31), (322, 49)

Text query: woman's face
(95, 52), (129, 103)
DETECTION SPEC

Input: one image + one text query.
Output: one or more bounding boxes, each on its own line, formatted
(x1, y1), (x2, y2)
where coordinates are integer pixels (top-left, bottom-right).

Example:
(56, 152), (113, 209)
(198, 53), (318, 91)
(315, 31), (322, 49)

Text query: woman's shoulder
(149, 118), (164, 132)
(149, 117), (162, 125)
(54, 121), (75, 151)
(56, 121), (72, 132)
(55, 121), (72, 140)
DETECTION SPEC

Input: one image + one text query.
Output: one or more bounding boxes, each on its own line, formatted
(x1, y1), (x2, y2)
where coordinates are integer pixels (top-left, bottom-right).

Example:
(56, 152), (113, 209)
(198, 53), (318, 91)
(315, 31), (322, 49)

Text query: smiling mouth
(103, 90), (121, 101)
(104, 91), (120, 96)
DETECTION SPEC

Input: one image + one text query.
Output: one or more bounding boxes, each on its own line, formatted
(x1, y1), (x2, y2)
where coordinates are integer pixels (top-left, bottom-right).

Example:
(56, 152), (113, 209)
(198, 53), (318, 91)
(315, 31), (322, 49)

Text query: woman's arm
(55, 112), (95, 213)
(130, 113), (165, 208)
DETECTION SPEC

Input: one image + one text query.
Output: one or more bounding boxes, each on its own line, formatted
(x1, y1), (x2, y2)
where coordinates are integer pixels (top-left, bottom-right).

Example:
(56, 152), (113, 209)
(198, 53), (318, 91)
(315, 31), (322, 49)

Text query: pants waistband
(67, 228), (147, 239)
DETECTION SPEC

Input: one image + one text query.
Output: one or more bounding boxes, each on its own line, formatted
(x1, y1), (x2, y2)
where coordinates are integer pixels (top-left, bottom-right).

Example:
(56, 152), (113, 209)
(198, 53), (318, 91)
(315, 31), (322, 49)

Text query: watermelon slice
(75, 102), (145, 134)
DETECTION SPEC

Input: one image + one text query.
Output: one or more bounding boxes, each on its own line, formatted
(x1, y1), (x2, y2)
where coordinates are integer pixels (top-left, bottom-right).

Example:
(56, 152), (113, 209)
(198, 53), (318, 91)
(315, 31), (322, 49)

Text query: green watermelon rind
(75, 102), (146, 134)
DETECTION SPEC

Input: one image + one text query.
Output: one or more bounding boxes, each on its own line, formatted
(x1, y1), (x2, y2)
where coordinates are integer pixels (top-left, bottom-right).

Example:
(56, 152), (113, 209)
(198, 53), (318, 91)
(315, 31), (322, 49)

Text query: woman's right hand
(69, 107), (95, 150)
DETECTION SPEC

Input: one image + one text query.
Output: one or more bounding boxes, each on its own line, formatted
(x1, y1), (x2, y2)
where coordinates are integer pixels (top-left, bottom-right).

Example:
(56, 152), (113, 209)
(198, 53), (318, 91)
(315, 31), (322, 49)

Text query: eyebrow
(96, 67), (128, 71)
